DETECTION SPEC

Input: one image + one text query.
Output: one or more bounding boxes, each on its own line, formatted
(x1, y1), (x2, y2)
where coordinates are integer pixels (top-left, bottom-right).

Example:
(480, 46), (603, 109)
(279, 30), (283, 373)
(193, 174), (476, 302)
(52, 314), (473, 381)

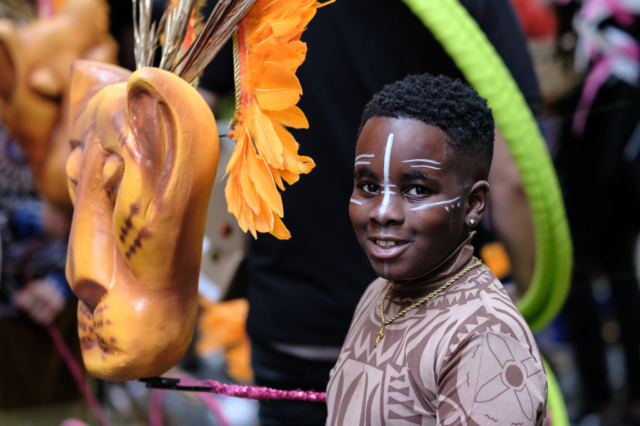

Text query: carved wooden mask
(66, 61), (220, 381)
(0, 0), (117, 210)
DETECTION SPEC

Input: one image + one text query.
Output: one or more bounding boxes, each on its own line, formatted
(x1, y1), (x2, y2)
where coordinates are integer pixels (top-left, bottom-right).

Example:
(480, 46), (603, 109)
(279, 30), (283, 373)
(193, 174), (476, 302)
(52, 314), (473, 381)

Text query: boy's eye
(358, 182), (379, 195)
(406, 186), (430, 197)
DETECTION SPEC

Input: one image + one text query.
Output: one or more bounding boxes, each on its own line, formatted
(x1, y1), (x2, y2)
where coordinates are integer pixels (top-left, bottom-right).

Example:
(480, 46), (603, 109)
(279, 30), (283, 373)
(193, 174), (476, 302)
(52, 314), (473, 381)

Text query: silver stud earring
(470, 219), (475, 225)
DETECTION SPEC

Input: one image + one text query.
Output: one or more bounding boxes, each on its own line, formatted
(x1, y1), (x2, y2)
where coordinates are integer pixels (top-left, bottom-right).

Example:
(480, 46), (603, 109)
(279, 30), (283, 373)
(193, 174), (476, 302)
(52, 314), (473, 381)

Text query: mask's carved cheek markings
(119, 219), (132, 242)
(120, 204), (147, 260)
(125, 232), (145, 259)
(119, 203), (140, 243)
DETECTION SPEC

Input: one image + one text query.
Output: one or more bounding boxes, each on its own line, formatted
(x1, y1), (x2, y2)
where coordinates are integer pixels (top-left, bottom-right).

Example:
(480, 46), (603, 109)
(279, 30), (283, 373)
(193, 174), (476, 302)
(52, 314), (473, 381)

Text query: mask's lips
(78, 299), (120, 355)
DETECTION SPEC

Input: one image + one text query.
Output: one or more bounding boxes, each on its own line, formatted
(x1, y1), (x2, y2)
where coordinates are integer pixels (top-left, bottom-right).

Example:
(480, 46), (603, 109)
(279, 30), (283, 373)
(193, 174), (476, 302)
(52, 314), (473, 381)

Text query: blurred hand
(14, 279), (65, 325)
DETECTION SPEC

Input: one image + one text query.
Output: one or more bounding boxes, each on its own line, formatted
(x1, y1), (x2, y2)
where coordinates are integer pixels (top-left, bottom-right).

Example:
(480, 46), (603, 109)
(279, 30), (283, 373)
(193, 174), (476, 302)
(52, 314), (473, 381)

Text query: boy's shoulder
(432, 265), (539, 365)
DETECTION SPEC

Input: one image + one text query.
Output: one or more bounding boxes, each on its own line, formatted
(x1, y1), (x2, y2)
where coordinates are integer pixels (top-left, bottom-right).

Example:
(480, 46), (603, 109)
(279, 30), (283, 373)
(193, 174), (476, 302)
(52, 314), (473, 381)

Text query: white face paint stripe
(410, 165), (442, 170)
(402, 159), (441, 165)
(410, 196), (461, 211)
(350, 199), (362, 205)
(378, 133), (394, 217)
(354, 161), (371, 166)
(355, 153), (375, 161)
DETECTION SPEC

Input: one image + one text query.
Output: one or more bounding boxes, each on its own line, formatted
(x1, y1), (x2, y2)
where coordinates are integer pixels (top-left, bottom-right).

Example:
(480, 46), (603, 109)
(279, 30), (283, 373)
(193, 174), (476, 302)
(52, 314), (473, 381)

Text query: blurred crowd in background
(0, 0), (639, 425)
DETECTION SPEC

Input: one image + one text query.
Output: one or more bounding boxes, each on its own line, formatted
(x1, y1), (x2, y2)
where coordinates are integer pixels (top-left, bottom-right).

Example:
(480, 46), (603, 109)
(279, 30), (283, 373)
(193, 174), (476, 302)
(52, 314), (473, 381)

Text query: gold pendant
(375, 327), (385, 347)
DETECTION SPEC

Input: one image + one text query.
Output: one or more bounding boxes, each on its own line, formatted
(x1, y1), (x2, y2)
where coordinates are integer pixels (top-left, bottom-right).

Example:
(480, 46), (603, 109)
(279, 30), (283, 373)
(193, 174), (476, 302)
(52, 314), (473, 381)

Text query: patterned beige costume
(326, 241), (547, 425)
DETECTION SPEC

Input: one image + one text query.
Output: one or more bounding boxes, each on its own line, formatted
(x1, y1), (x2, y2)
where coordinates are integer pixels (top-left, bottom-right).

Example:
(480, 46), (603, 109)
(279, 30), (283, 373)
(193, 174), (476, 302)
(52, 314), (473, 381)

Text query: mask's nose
(66, 143), (115, 310)
(72, 278), (106, 312)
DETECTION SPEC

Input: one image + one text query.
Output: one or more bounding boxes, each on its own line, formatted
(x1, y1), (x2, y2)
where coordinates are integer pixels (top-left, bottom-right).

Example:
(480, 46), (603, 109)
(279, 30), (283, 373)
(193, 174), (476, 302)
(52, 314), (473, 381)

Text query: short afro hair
(360, 74), (495, 180)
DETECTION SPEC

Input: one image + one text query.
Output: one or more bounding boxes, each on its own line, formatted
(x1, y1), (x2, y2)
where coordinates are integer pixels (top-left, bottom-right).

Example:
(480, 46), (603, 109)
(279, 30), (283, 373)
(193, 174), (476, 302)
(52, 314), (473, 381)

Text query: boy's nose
(370, 190), (404, 226)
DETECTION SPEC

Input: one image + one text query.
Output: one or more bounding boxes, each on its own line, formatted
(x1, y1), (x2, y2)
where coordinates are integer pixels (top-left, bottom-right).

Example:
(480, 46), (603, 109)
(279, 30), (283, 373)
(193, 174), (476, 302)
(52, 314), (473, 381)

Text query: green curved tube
(399, 0), (572, 331)
(544, 357), (570, 426)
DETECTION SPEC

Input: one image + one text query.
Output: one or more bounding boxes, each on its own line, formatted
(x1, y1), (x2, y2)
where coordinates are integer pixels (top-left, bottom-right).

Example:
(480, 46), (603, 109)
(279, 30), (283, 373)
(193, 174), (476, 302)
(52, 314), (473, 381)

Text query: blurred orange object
(480, 241), (512, 280)
(197, 298), (253, 383)
(510, 0), (558, 39)
(0, 0), (117, 211)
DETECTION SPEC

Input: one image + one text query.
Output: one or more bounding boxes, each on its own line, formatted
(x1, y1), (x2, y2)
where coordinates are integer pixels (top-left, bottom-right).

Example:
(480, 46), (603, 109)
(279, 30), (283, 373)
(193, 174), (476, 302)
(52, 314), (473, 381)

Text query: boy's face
(350, 117), (480, 282)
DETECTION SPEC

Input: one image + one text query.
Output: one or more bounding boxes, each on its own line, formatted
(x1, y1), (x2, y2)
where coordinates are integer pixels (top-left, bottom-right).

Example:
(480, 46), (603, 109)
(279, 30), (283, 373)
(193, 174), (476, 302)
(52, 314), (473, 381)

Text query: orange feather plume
(226, 0), (333, 240)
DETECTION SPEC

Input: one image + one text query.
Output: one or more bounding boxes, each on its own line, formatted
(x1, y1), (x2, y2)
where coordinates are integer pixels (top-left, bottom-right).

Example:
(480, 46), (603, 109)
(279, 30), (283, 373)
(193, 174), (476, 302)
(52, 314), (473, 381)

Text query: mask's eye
(358, 182), (379, 195)
(103, 154), (124, 203)
(405, 186), (430, 197)
(29, 68), (62, 104)
(66, 146), (82, 186)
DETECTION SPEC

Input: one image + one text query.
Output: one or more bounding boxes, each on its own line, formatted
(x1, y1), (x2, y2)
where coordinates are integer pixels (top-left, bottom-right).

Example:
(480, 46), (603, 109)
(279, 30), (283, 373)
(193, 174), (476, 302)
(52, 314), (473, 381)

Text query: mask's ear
(0, 20), (17, 103)
(125, 70), (177, 200)
(120, 66), (219, 227)
(69, 60), (131, 127)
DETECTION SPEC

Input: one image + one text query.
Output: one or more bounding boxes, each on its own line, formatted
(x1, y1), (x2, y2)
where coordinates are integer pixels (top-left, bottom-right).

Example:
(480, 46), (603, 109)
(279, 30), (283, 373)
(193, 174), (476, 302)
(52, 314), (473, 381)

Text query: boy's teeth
(376, 240), (398, 247)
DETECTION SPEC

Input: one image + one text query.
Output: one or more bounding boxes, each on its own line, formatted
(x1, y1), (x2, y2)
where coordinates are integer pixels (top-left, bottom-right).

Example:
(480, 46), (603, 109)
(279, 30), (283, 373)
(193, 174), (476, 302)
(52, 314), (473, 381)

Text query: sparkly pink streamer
(572, 40), (640, 135)
(572, 56), (613, 135)
(35, 0), (55, 18)
(149, 375), (232, 426)
(47, 325), (111, 426)
(199, 380), (326, 402)
(581, 0), (635, 27)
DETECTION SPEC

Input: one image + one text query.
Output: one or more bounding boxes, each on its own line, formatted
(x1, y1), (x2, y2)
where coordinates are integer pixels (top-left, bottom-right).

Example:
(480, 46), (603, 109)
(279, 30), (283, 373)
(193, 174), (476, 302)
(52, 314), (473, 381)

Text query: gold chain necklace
(374, 257), (483, 347)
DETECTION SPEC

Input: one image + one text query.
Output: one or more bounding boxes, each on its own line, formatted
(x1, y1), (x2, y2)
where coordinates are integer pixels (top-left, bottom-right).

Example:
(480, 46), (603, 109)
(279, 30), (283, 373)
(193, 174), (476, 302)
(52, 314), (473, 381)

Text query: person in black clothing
(554, 6), (640, 422)
(202, 1), (542, 424)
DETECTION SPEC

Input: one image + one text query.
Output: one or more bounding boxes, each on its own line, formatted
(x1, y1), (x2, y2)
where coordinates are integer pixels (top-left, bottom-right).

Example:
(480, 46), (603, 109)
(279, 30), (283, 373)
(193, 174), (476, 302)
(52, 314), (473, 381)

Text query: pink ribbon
(581, 0), (635, 27)
(199, 379), (327, 402)
(148, 375), (232, 426)
(48, 325), (111, 426)
(147, 375), (326, 426)
(572, 39), (639, 135)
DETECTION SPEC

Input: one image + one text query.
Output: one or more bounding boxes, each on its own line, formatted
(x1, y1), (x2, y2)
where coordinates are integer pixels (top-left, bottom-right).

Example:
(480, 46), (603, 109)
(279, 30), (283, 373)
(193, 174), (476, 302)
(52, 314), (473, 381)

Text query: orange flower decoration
(226, 0), (333, 239)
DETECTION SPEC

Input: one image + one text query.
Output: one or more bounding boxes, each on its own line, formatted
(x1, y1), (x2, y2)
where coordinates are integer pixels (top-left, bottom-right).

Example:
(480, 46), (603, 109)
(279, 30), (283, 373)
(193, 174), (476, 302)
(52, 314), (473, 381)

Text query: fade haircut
(359, 74), (495, 180)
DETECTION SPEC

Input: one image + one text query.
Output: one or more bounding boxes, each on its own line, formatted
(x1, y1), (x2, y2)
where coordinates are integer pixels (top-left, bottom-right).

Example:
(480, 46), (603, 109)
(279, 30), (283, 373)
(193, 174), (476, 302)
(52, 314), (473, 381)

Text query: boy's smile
(350, 117), (479, 282)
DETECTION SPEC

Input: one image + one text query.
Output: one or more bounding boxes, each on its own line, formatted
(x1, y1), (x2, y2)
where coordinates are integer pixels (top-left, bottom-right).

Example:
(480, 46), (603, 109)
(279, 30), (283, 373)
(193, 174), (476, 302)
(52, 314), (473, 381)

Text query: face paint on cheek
(410, 196), (461, 212)
(378, 133), (395, 218)
(350, 199), (362, 205)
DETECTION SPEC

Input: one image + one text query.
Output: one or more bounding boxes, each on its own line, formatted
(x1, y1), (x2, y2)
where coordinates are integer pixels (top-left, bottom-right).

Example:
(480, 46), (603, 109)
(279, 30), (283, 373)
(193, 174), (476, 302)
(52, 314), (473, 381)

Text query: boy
(326, 74), (547, 425)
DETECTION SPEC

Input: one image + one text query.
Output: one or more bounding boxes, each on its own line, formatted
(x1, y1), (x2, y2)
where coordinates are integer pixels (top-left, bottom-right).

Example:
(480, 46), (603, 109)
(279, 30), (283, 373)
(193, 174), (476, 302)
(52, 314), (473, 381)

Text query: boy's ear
(465, 181), (490, 228)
